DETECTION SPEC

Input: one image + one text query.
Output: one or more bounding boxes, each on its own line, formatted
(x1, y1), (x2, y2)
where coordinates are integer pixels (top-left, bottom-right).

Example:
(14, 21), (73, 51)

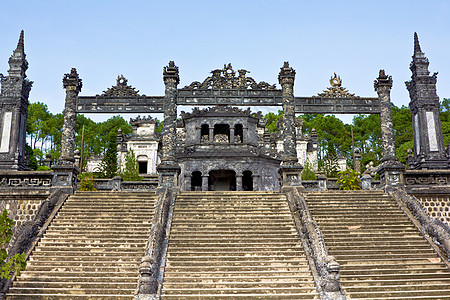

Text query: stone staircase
(6, 191), (157, 300)
(162, 191), (318, 299)
(305, 190), (450, 299)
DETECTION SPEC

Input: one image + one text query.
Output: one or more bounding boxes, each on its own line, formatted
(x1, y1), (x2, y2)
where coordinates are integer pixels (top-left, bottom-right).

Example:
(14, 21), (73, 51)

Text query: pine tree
(120, 149), (142, 181)
(98, 137), (118, 178)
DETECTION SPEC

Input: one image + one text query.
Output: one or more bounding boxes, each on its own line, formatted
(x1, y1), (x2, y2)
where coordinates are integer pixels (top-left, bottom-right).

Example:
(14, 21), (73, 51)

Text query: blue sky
(0, 0), (449, 123)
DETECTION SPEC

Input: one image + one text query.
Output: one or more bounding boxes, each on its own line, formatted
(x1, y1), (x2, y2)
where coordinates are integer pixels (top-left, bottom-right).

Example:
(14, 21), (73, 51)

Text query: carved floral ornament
(183, 63), (277, 90)
(180, 105), (263, 120)
(317, 73), (356, 98)
(101, 75), (140, 97)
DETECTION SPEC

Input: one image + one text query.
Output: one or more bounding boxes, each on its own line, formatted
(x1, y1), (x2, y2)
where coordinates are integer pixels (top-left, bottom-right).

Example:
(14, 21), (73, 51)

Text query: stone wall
(0, 191), (49, 228)
(414, 194), (450, 226)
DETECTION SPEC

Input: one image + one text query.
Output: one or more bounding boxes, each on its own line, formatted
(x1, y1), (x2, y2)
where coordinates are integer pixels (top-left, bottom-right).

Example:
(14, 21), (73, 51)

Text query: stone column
(184, 174), (191, 191)
(51, 68), (82, 194)
(406, 33), (448, 169)
(209, 127), (214, 142)
(236, 174), (243, 191)
(278, 62), (304, 191)
(374, 70), (404, 190)
(354, 149), (362, 174)
(202, 175), (209, 191)
(157, 61), (181, 189)
(230, 127), (235, 143)
(252, 174), (260, 191)
(59, 68), (82, 163)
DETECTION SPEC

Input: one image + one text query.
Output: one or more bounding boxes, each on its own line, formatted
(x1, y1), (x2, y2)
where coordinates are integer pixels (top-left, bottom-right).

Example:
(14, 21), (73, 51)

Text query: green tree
(352, 114), (382, 172)
(264, 110), (283, 132)
(120, 149), (143, 181)
(0, 210), (26, 279)
(302, 114), (352, 169)
(97, 136), (118, 178)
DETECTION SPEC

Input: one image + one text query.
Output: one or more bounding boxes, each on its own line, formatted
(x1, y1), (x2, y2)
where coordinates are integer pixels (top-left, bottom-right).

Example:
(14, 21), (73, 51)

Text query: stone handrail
(0, 171), (53, 190)
(287, 188), (346, 300)
(135, 187), (175, 299)
(0, 189), (68, 295)
(389, 187), (450, 260)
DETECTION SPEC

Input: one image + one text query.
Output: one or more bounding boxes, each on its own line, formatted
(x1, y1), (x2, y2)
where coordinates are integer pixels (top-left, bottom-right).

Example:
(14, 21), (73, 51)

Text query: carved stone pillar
(354, 149), (361, 174)
(184, 174), (191, 191)
(202, 175), (209, 191)
(236, 174), (243, 191)
(209, 127), (214, 142)
(374, 70), (404, 190)
(51, 68), (82, 194)
(0, 31), (32, 171)
(405, 33), (448, 169)
(59, 68), (82, 164)
(278, 62), (303, 191)
(230, 127), (235, 144)
(157, 61), (181, 188)
(375, 70), (397, 164)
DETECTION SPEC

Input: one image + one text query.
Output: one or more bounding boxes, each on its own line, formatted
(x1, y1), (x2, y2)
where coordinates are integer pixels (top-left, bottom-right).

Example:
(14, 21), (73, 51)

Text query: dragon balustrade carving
(288, 188), (346, 300)
(390, 188), (450, 258)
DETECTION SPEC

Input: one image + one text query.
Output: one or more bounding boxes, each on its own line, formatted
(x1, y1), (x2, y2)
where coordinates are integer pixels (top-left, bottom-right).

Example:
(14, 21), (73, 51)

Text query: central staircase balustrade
(135, 187), (176, 299)
(286, 188), (346, 300)
(389, 187), (450, 263)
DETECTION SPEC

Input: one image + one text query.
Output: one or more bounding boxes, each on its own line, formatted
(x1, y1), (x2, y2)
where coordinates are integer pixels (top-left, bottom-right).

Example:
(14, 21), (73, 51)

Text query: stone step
(30, 255), (140, 262)
(344, 289), (450, 298)
(43, 233), (149, 238)
(7, 287), (134, 295)
(167, 250), (305, 256)
(15, 276), (137, 282)
(304, 191), (450, 299)
(6, 294), (133, 299)
(161, 294), (319, 299)
(161, 286), (316, 295)
(17, 270), (138, 278)
(34, 247), (144, 253)
(11, 281), (137, 289)
(162, 193), (318, 298)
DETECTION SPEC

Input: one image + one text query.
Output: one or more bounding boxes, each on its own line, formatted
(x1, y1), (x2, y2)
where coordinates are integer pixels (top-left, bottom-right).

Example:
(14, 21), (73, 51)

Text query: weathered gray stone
(0, 31), (32, 171)
(374, 69), (405, 190)
(59, 68), (82, 164)
(406, 33), (449, 170)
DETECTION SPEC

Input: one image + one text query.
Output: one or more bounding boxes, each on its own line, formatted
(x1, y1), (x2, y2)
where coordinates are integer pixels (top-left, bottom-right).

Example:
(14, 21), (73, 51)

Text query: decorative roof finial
(414, 32), (422, 54)
(16, 30), (25, 54)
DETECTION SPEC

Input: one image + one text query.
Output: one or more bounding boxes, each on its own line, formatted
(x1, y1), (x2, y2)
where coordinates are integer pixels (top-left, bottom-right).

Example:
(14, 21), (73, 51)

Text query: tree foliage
(97, 136), (118, 178)
(120, 149), (143, 181)
(337, 169), (361, 190)
(0, 210), (26, 279)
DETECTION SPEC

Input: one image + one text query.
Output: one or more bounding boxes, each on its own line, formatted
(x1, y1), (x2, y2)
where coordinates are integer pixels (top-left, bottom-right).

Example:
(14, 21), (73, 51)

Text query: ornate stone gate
(58, 61), (401, 190)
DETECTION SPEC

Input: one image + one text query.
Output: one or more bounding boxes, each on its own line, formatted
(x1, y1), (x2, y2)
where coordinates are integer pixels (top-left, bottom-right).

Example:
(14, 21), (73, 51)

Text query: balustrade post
(374, 70), (405, 190)
(51, 68), (82, 194)
(278, 62), (304, 192)
(157, 61), (181, 189)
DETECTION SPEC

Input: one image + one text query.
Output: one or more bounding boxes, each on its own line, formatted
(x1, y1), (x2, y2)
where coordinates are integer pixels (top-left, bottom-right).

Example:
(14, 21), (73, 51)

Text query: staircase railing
(135, 187), (176, 300)
(286, 188), (346, 300)
(389, 187), (450, 262)
(0, 189), (68, 296)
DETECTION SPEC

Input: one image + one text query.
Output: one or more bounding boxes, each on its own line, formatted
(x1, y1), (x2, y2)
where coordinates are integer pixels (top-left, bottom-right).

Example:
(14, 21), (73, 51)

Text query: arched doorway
(191, 171), (202, 191)
(137, 155), (148, 174)
(209, 170), (236, 191)
(243, 171), (253, 191)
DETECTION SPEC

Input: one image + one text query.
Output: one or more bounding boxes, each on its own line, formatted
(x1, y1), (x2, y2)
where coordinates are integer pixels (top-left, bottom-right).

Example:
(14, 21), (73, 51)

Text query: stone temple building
(2, 31), (450, 300)
(113, 102), (318, 191)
